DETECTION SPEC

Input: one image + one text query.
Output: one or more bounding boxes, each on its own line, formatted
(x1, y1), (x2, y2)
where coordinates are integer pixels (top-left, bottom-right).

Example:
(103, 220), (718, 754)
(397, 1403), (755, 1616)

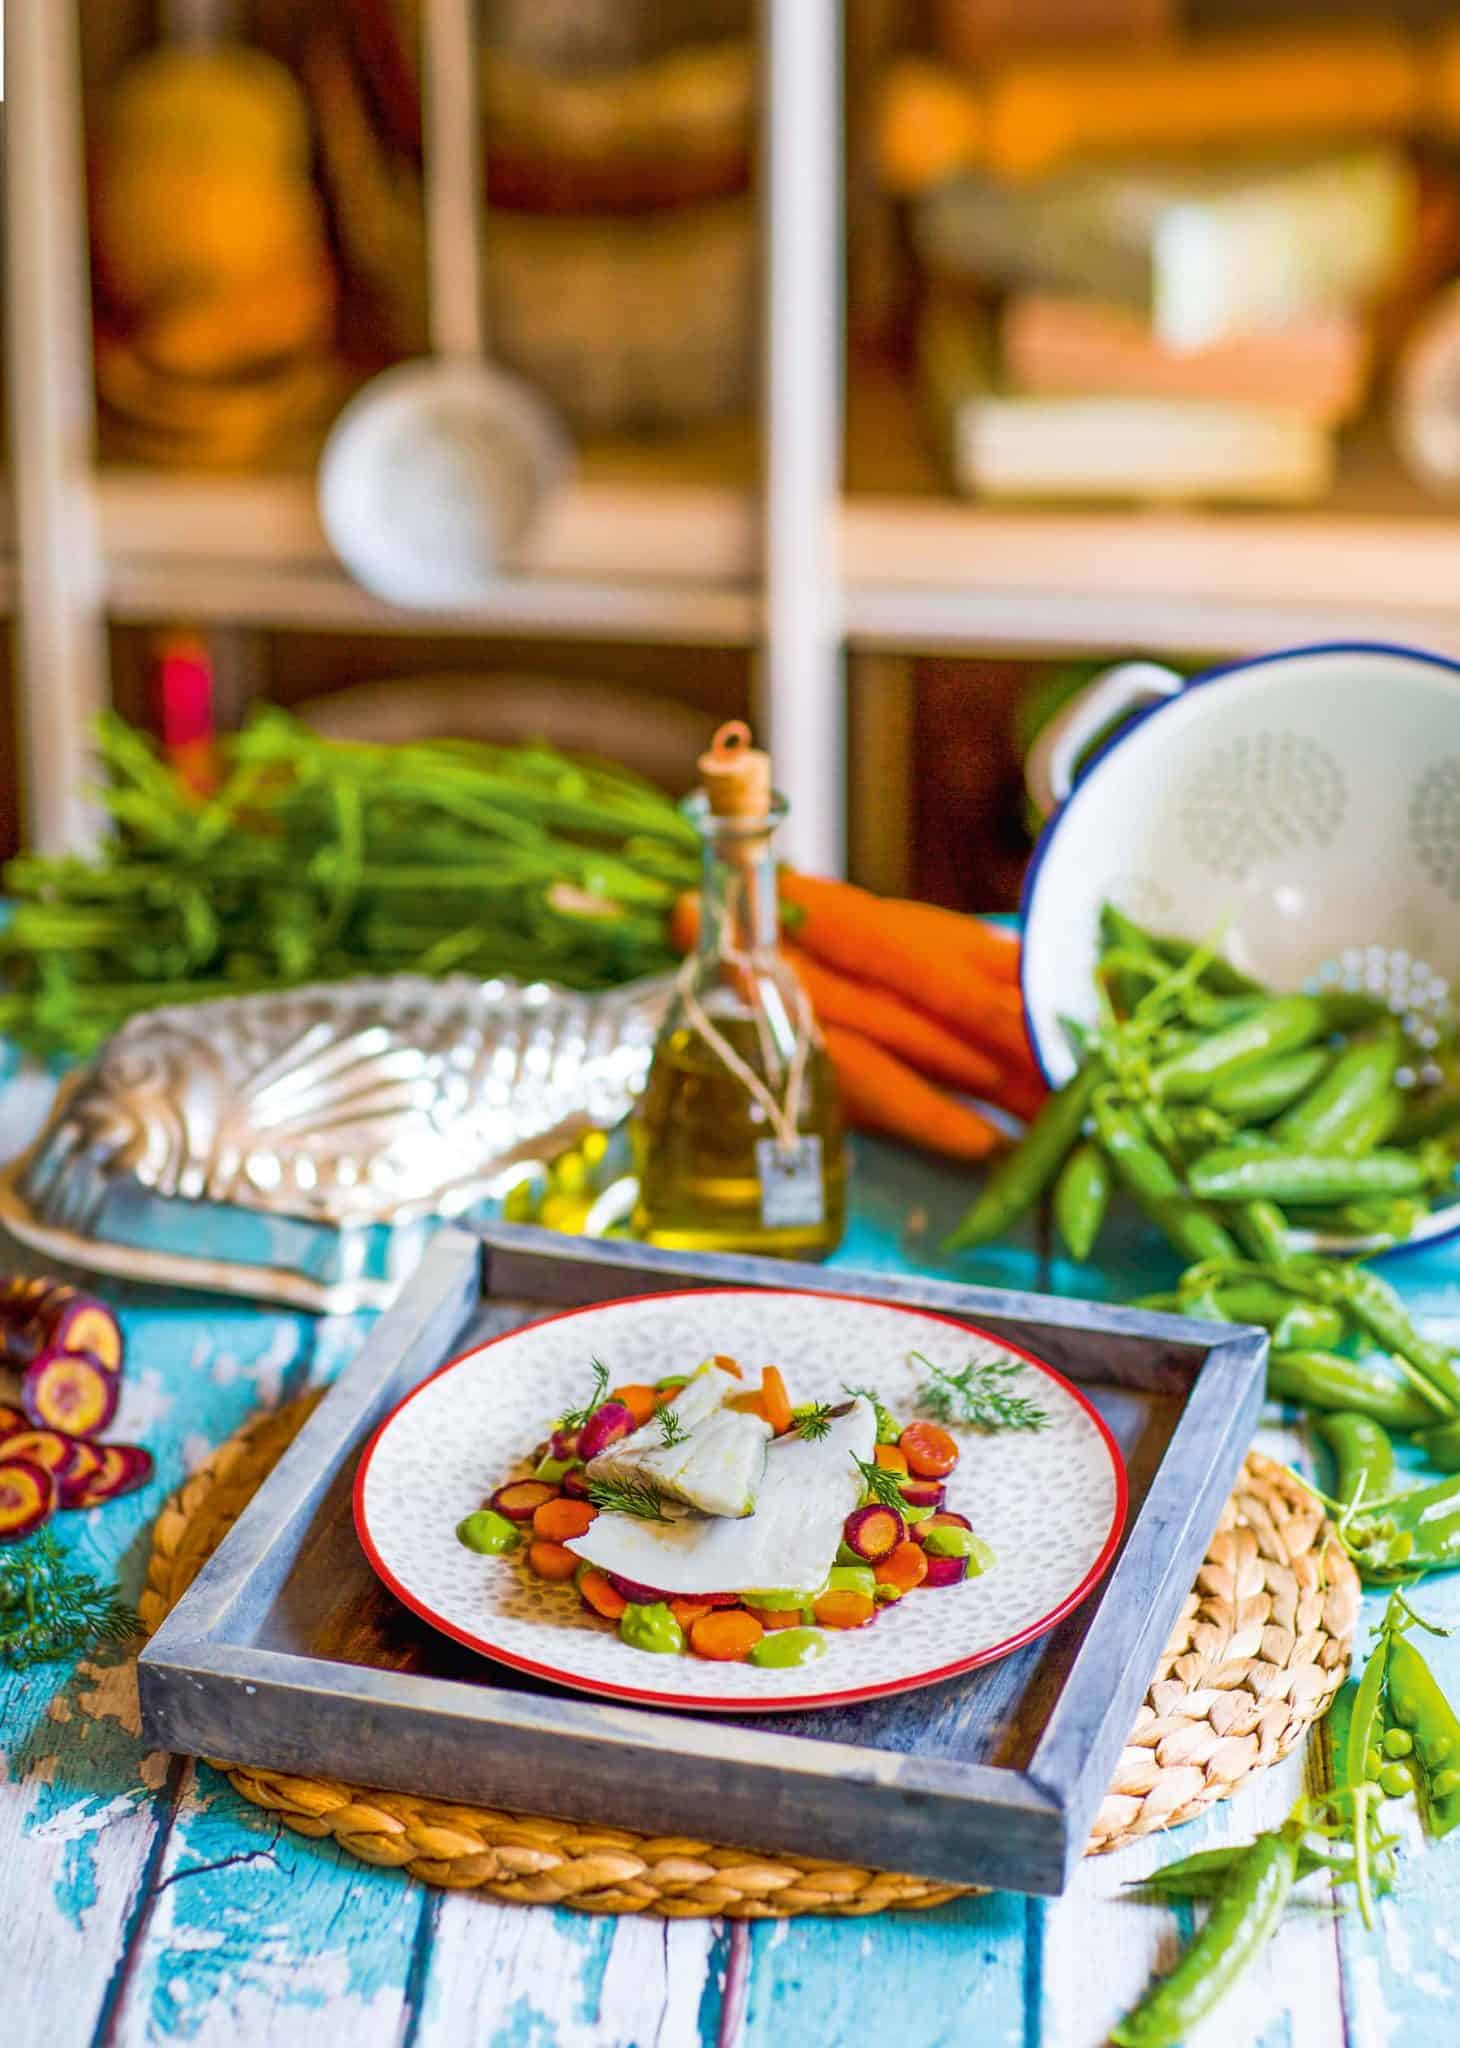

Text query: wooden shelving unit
(10, 3), (1460, 870)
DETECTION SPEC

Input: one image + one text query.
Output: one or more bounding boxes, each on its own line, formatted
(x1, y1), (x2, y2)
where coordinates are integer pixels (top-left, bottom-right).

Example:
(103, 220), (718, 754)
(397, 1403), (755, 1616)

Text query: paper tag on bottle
(756, 1136), (825, 1228)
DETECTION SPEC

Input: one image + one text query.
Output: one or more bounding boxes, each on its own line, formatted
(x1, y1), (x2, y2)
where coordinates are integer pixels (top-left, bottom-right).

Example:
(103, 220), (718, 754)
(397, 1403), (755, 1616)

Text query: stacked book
(911, 146), (1416, 503)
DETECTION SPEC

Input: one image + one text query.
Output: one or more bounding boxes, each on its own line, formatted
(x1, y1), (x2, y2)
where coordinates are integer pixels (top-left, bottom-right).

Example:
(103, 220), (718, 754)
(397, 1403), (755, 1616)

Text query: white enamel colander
(1020, 641), (1460, 1255)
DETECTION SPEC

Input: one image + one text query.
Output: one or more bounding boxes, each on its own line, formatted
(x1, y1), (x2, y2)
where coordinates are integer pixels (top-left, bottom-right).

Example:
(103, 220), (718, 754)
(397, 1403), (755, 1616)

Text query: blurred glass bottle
(632, 723), (845, 1257)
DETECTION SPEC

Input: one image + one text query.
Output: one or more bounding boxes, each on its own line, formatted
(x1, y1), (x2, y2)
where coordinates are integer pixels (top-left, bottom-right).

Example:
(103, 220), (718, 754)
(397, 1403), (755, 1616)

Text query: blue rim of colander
(1016, 638), (1460, 1262)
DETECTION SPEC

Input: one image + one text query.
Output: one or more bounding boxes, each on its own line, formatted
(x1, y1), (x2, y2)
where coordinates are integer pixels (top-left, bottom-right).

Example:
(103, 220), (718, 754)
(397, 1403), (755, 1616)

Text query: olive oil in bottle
(631, 724), (845, 1257)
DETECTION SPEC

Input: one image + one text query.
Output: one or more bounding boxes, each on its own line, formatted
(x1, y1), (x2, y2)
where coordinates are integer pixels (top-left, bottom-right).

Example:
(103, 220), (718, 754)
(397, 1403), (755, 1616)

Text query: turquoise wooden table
(6, 1051), (1460, 2048)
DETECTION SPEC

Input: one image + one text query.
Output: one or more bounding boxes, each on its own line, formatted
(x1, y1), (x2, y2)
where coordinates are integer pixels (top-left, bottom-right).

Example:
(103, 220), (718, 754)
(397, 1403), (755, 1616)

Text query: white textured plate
(355, 1289), (1127, 1713)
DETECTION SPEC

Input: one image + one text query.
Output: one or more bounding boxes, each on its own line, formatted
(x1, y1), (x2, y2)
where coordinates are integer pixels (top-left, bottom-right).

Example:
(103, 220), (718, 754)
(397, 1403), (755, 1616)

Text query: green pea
(1391, 1692), (1419, 1728)
(455, 1509), (522, 1555)
(902, 1500), (935, 1525)
(1365, 1745), (1384, 1779)
(535, 1454), (578, 1484)
(619, 1602), (685, 1656)
(922, 1526), (996, 1570)
(1383, 1727), (1414, 1759)
(654, 1374), (690, 1393)
(1379, 1761), (1416, 1799)
(1431, 1769), (1460, 1799)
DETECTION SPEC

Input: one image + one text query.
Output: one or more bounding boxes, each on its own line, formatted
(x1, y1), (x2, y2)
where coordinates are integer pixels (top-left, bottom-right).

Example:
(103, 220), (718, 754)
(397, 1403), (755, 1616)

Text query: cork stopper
(698, 720), (771, 822)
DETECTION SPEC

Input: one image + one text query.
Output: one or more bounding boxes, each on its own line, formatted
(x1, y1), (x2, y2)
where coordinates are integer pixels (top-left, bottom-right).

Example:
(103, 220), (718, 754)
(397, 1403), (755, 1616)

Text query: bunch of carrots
(671, 871), (1046, 1160)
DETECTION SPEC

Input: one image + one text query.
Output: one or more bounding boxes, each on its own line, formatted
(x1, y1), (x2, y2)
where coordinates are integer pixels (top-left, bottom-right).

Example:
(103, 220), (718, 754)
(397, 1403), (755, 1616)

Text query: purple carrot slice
(922, 1552), (969, 1588)
(67, 1442), (154, 1509)
(21, 1349), (119, 1438)
(559, 1467), (592, 1501)
(897, 1478), (946, 1511)
(0, 1427), (89, 1481)
(913, 1510), (973, 1543)
(1, 1281), (123, 1374)
(576, 1401), (634, 1462)
(0, 1456), (57, 1541)
(0, 1403), (27, 1440)
(57, 1438), (107, 1508)
(489, 1479), (559, 1522)
(842, 1502), (906, 1563)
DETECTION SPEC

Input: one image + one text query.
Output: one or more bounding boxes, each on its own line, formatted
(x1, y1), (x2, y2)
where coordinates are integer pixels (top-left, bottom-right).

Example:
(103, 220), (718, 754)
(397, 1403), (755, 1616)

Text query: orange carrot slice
(670, 1597), (716, 1630)
(899, 1421), (960, 1478)
(874, 1443), (909, 1474)
(759, 1366), (793, 1436)
(874, 1540), (930, 1593)
(578, 1569), (628, 1621)
(533, 1496), (597, 1543)
(811, 1589), (876, 1630)
(610, 1383), (657, 1428)
(527, 1540), (580, 1582)
(689, 1609), (765, 1661)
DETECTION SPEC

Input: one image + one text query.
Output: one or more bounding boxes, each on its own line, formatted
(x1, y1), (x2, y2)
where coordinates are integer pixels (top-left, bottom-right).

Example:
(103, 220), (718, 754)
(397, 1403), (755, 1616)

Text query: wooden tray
(137, 1224), (1265, 1897)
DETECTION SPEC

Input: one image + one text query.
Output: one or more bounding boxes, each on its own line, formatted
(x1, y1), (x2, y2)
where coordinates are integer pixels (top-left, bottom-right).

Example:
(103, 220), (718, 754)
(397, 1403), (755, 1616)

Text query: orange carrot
(533, 1496), (597, 1543)
(670, 889), (702, 956)
(745, 1604), (807, 1631)
(689, 1609), (765, 1662)
(873, 1443), (909, 1474)
(781, 874), (1036, 1073)
(781, 871), (1021, 983)
(874, 1540), (930, 1593)
(578, 1568), (627, 1620)
(727, 1391), (770, 1422)
(527, 1540), (580, 1582)
(610, 1382), (657, 1428)
(670, 1597), (716, 1630)
(811, 1589), (876, 1630)
(786, 948), (1005, 1099)
(759, 1365), (793, 1436)
(712, 1354), (743, 1379)
(824, 1026), (1004, 1161)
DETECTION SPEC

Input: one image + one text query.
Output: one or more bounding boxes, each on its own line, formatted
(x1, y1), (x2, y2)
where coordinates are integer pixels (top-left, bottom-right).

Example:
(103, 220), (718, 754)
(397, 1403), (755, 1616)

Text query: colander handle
(1029, 661), (1185, 815)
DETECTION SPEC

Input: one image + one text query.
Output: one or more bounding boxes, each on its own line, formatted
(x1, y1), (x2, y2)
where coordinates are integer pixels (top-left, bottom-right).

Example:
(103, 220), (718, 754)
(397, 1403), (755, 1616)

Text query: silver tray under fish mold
(137, 1223), (1265, 1897)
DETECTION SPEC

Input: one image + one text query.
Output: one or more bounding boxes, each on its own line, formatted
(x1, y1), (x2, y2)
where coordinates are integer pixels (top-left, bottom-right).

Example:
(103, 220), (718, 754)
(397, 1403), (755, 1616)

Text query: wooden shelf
(840, 365), (1460, 657)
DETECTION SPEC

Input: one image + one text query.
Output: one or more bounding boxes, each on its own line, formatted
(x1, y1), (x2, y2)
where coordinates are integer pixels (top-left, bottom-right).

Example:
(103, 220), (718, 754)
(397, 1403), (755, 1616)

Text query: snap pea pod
(1271, 1033), (1402, 1152)
(1203, 1279), (1342, 1345)
(1052, 1140), (1112, 1263)
(1092, 1098), (1239, 1264)
(1386, 1630), (1460, 1838)
(1314, 1411), (1395, 1509)
(1272, 1301), (1347, 1349)
(1188, 1145), (1445, 1205)
(1129, 1838), (1360, 1901)
(1149, 995), (1328, 1102)
(1110, 1827), (1301, 2048)
(1415, 1418), (1460, 1471)
(1265, 1351), (1438, 1430)
(1329, 1089), (1403, 1158)
(1328, 1197), (1427, 1243)
(1303, 1263), (1460, 1416)
(944, 1062), (1103, 1250)
(1347, 1472), (1460, 1580)
(1230, 1197), (1293, 1263)
(1098, 905), (1261, 994)
(1346, 1636), (1391, 1801)
(1207, 1045), (1333, 1124)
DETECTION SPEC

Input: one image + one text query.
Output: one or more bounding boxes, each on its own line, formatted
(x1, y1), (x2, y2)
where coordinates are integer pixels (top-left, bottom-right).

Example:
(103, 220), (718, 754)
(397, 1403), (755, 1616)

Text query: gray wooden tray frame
(139, 1223), (1266, 1896)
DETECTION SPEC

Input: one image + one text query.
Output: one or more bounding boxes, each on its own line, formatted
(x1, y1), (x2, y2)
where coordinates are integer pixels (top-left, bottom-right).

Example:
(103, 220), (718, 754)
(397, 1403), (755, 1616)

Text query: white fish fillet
(585, 1363), (770, 1518)
(567, 1397), (877, 1595)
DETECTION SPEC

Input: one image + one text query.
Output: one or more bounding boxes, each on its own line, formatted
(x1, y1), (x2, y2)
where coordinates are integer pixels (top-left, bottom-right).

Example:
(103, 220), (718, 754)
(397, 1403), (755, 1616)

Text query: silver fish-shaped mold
(0, 974), (672, 1312)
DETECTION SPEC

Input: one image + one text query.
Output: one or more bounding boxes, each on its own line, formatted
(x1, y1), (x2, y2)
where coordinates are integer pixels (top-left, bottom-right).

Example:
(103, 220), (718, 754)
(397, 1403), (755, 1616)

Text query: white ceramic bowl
(1020, 641), (1460, 1251)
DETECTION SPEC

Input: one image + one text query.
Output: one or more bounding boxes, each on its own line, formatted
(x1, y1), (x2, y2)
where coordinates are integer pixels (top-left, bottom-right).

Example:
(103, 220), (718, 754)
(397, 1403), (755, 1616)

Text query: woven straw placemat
(139, 1398), (1359, 1918)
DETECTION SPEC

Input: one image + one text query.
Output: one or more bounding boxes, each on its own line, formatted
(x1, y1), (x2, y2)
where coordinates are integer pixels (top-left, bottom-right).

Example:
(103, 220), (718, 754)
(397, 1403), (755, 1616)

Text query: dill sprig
(852, 1455), (908, 1514)
(0, 1530), (138, 1669)
(657, 1406), (689, 1449)
(586, 1475), (672, 1523)
(911, 1351), (1049, 1432)
(793, 1402), (834, 1442)
(559, 1358), (610, 1433)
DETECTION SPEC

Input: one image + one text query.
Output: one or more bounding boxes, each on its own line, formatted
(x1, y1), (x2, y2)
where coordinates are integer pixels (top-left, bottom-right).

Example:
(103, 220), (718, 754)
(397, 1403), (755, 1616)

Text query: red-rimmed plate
(354, 1288), (1127, 1714)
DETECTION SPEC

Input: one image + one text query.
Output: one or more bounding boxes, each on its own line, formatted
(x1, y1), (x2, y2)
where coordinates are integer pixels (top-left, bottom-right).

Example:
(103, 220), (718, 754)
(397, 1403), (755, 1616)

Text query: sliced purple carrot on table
(21, 1349), (119, 1438)
(57, 1438), (107, 1507)
(67, 1442), (154, 1509)
(0, 1427), (90, 1481)
(0, 1456), (57, 1541)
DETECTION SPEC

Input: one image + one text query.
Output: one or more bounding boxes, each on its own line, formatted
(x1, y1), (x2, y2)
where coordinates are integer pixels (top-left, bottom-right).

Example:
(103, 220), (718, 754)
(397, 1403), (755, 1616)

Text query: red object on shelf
(152, 633), (218, 795)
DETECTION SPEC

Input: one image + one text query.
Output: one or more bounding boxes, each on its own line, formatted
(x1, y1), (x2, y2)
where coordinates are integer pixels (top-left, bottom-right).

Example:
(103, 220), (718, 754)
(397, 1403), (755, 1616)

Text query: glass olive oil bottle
(632, 724), (845, 1257)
